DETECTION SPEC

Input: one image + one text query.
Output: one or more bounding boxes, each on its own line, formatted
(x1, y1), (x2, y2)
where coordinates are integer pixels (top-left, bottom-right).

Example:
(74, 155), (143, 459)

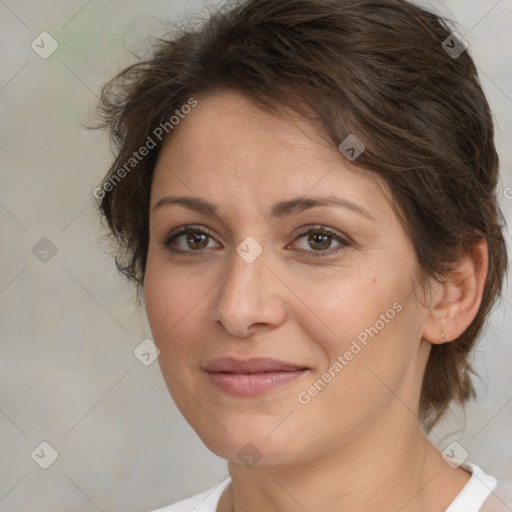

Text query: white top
(149, 461), (512, 512)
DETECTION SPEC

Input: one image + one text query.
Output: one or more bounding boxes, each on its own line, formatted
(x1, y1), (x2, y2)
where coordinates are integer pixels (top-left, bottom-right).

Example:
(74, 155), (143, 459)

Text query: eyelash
(159, 224), (351, 258)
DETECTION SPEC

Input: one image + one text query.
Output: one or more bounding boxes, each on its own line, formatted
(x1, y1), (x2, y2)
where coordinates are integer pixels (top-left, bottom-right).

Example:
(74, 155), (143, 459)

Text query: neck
(220, 410), (470, 512)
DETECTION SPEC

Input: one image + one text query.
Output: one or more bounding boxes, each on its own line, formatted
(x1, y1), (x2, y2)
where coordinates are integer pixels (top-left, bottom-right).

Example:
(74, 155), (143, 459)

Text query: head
(95, 0), (507, 466)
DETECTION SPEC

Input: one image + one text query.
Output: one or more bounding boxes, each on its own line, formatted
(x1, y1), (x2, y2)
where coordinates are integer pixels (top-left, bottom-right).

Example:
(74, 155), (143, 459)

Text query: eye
(159, 224), (351, 258)
(159, 225), (220, 254)
(289, 225), (350, 257)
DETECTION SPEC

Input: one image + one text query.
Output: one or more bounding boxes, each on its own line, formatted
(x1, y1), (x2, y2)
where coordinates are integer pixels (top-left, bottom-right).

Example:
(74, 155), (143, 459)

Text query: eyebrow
(152, 194), (376, 222)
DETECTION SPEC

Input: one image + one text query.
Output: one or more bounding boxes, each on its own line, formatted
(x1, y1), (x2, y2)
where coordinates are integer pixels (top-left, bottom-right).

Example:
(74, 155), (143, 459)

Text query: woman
(94, 0), (511, 510)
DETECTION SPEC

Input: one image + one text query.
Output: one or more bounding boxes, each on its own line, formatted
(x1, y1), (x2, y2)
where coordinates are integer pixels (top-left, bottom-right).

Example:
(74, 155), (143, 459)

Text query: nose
(210, 245), (287, 338)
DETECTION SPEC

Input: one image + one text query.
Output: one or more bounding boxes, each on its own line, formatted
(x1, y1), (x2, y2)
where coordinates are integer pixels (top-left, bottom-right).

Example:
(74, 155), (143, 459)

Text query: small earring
(441, 331), (448, 344)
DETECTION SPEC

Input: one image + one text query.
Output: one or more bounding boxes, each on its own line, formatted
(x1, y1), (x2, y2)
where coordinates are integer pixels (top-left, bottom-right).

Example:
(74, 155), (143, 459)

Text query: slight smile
(204, 357), (311, 396)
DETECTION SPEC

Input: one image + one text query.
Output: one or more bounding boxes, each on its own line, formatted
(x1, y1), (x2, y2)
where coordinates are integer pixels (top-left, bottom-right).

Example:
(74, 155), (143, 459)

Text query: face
(144, 90), (432, 467)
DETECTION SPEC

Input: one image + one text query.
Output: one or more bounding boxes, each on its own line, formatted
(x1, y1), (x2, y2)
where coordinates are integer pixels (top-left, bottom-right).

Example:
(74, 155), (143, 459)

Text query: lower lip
(207, 370), (308, 396)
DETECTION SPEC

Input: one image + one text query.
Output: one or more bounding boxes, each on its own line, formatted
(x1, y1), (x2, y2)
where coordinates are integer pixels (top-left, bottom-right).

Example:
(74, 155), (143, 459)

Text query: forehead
(150, 90), (394, 221)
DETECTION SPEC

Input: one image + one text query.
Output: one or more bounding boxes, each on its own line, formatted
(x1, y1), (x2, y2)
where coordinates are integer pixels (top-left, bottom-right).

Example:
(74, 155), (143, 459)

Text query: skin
(143, 89), (489, 512)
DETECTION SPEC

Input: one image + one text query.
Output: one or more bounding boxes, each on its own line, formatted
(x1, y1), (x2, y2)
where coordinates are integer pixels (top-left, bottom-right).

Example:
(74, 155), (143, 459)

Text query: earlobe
(422, 238), (489, 345)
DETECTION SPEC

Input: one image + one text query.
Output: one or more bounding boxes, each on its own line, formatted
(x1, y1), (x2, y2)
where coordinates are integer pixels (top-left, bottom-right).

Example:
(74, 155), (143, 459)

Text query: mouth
(204, 357), (310, 396)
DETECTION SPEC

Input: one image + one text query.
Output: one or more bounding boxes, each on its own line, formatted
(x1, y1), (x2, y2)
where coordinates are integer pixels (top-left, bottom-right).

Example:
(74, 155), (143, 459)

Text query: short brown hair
(94, 0), (508, 430)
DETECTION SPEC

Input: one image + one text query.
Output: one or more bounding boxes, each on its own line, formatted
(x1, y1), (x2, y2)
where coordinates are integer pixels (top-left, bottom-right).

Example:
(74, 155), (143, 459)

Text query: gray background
(0, 0), (511, 510)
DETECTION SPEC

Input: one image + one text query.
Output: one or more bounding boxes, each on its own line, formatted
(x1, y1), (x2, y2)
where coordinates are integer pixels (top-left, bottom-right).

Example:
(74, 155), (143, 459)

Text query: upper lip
(204, 357), (309, 374)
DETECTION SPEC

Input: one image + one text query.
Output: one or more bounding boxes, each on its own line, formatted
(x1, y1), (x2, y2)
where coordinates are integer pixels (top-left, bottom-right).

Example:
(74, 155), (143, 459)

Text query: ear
(422, 238), (489, 345)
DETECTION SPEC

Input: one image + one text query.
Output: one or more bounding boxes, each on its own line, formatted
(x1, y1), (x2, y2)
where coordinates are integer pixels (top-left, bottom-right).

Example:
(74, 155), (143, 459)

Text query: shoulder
(445, 461), (511, 512)
(147, 477), (231, 512)
(448, 461), (512, 512)
(479, 476), (512, 512)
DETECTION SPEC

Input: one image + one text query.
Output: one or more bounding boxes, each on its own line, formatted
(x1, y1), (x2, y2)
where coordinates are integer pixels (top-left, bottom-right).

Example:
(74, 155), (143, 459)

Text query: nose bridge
(211, 240), (285, 336)
(220, 242), (269, 308)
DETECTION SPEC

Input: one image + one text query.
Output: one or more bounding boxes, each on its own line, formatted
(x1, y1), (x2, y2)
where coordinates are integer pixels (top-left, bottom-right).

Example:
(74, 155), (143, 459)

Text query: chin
(189, 413), (315, 468)
(203, 435), (295, 468)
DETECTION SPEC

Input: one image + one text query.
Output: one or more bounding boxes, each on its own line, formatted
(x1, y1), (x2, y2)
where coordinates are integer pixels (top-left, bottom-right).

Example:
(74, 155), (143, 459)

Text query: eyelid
(292, 224), (350, 244)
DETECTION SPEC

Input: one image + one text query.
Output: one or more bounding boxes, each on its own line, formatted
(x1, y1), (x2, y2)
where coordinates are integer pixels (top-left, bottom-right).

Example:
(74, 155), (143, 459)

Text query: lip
(204, 357), (309, 396)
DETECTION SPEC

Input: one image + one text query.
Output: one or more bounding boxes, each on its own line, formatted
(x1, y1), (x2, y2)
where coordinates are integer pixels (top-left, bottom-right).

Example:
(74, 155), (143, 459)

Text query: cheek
(143, 256), (213, 381)
(143, 265), (200, 414)
(293, 262), (422, 398)
(143, 259), (191, 369)
(144, 252), (196, 338)
(288, 264), (405, 351)
(144, 268), (171, 342)
(319, 294), (422, 419)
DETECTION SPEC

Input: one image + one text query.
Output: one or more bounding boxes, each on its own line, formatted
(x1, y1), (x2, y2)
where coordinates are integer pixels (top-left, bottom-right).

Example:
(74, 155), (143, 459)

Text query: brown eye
(186, 231), (209, 250)
(307, 231), (332, 251)
(160, 225), (220, 254)
(290, 225), (350, 258)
